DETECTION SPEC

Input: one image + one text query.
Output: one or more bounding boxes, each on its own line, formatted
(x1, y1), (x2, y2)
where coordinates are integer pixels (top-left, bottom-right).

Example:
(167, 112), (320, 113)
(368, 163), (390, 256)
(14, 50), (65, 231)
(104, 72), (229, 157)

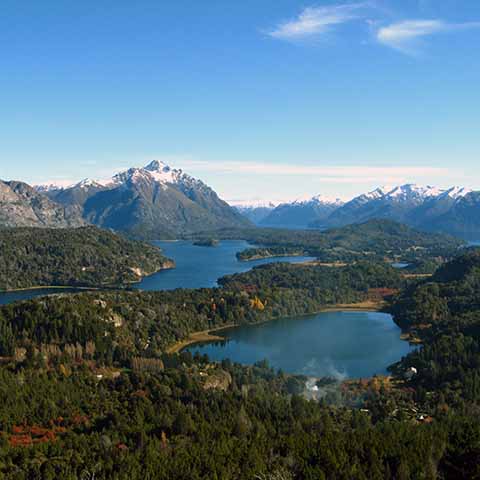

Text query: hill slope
(0, 180), (84, 228)
(0, 226), (174, 290)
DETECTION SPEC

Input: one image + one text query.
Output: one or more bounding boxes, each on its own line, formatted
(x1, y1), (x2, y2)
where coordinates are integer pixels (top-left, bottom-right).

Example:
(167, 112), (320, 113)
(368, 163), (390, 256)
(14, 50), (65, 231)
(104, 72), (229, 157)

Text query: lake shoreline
(0, 262), (176, 294)
(0, 285), (101, 293)
(167, 300), (385, 354)
(237, 252), (307, 262)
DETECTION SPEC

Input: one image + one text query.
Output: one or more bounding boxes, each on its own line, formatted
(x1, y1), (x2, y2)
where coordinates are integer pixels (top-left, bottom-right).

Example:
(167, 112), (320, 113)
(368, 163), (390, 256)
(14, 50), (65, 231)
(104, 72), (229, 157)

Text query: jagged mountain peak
(143, 160), (182, 183)
(34, 160), (251, 238)
(75, 178), (105, 189)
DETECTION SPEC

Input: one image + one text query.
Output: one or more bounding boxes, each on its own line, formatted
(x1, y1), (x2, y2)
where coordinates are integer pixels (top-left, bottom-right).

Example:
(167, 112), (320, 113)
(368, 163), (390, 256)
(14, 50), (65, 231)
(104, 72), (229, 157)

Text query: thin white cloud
(267, 2), (372, 40)
(180, 159), (450, 180)
(377, 19), (480, 54)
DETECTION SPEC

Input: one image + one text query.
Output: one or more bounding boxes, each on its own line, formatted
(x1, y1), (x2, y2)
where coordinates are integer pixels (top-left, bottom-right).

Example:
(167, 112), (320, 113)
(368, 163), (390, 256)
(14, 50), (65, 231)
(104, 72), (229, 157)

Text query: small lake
(187, 311), (413, 379)
(0, 241), (314, 304)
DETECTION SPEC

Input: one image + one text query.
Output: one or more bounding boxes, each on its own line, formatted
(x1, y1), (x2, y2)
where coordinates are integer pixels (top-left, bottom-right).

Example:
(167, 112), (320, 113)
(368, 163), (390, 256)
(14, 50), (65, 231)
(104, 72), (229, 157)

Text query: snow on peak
(310, 194), (344, 206)
(291, 194), (344, 206)
(74, 178), (104, 189)
(144, 160), (181, 183)
(359, 184), (464, 202)
(382, 184), (442, 200)
(229, 199), (280, 208)
(364, 186), (394, 200)
(440, 186), (472, 199)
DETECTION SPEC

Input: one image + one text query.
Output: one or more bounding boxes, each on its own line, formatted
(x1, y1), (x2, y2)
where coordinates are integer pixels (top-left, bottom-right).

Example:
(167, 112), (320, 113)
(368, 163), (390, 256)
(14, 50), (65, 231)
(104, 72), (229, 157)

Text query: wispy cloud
(377, 19), (480, 54)
(180, 159), (451, 181)
(267, 2), (372, 40)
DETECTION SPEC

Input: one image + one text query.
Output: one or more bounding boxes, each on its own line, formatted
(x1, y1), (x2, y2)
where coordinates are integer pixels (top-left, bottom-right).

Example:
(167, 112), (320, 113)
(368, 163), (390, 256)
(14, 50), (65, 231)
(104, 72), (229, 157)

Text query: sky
(1, 0), (479, 203)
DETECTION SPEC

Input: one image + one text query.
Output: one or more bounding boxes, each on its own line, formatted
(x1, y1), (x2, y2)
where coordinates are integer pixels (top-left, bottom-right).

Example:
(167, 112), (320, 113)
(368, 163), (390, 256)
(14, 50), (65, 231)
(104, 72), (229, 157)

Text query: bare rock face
(202, 369), (232, 391)
(0, 180), (85, 228)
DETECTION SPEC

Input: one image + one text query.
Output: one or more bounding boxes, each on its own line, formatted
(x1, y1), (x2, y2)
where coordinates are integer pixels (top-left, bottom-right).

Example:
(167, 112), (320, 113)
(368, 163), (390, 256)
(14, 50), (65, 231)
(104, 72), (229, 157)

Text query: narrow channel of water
(0, 241), (315, 304)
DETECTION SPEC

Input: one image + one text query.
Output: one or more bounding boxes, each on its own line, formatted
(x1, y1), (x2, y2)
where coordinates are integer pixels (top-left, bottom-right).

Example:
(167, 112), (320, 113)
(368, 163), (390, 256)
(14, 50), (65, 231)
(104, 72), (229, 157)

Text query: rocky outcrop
(0, 180), (84, 228)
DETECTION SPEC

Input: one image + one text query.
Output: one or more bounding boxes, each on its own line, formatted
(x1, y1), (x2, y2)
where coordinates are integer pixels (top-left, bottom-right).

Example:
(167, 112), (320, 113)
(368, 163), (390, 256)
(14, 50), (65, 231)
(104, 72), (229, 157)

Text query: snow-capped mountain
(232, 200), (280, 225)
(310, 183), (477, 238)
(260, 194), (345, 229)
(291, 194), (345, 207)
(40, 161), (251, 238)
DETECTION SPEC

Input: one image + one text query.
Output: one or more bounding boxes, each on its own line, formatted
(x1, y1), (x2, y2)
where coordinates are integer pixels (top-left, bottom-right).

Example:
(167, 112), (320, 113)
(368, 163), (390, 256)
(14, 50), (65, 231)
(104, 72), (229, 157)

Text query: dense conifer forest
(0, 227), (173, 290)
(1, 233), (480, 478)
(195, 219), (464, 263)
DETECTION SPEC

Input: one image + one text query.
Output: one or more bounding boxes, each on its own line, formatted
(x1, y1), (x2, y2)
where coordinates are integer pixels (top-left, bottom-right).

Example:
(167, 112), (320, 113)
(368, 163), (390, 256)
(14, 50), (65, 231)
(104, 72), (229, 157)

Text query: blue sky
(1, 0), (479, 202)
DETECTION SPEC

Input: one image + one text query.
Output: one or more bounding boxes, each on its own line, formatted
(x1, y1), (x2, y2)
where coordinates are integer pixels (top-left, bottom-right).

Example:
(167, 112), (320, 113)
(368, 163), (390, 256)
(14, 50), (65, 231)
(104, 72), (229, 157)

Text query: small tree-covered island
(0, 219), (479, 478)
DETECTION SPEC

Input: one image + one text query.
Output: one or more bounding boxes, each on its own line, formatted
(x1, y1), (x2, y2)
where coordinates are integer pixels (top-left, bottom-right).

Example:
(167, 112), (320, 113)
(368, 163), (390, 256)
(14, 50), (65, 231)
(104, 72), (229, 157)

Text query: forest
(197, 219), (464, 263)
(0, 261), (400, 363)
(0, 227), (173, 290)
(1, 245), (480, 478)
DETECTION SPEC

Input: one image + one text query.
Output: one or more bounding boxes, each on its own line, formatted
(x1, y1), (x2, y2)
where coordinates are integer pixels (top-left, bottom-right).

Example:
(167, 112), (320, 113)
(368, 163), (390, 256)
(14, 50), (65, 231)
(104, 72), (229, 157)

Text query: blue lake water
(0, 241), (314, 304)
(187, 311), (414, 378)
(0, 288), (83, 306)
(0, 242), (410, 379)
(134, 240), (314, 291)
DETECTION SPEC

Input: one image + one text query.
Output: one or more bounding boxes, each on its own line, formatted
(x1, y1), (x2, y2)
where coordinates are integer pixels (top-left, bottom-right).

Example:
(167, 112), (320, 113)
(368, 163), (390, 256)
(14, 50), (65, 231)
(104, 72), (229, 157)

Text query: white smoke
(301, 357), (347, 380)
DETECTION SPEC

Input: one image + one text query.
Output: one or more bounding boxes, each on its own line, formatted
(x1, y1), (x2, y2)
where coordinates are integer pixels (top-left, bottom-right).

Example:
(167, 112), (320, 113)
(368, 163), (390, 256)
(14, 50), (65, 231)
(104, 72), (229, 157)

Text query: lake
(187, 311), (413, 379)
(135, 240), (314, 291)
(0, 240), (314, 304)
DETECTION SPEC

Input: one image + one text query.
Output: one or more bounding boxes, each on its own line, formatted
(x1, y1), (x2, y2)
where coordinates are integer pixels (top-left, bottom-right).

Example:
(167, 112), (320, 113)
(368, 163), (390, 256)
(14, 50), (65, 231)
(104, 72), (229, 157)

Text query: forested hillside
(0, 261), (398, 361)
(196, 219), (464, 263)
(388, 249), (480, 404)
(0, 243), (479, 478)
(0, 227), (173, 290)
(1, 252), (480, 477)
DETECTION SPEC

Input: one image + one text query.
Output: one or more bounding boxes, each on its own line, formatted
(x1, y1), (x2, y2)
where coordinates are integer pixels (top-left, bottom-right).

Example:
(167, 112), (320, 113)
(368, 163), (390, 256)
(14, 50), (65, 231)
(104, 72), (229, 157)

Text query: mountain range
(233, 201), (278, 224)
(37, 161), (251, 238)
(1, 163), (479, 239)
(257, 195), (344, 229)
(0, 180), (84, 228)
(240, 184), (479, 239)
(0, 161), (250, 238)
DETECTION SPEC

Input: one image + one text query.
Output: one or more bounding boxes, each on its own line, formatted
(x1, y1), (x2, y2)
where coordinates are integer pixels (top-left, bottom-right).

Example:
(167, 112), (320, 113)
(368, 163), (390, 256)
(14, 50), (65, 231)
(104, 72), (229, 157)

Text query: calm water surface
(134, 240), (314, 291)
(0, 241), (314, 304)
(0, 288), (83, 306)
(187, 311), (413, 379)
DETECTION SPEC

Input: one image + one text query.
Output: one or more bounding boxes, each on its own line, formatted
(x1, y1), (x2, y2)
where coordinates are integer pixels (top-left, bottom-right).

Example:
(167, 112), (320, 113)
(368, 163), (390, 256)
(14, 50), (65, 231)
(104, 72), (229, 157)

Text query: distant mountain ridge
(258, 195), (344, 228)
(38, 160), (251, 239)
(238, 184), (479, 238)
(232, 201), (279, 225)
(316, 184), (478, 239)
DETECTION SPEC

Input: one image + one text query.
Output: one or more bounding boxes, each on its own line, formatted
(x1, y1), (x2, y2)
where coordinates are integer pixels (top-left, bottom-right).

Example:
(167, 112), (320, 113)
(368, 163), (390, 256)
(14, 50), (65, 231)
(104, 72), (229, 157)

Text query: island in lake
(193, 238), (220, 247)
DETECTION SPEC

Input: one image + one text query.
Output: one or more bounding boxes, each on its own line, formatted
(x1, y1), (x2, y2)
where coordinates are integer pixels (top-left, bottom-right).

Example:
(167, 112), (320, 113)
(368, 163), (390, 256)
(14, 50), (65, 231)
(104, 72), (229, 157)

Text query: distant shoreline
(0, 285), (101, 294)
(238, 252), (307, 262)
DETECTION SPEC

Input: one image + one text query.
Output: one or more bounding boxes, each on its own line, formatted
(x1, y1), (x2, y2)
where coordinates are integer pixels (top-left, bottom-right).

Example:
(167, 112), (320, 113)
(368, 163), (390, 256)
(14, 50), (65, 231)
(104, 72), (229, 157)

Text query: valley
(0, 211), (480, 477)
(3, 1), (480, 476)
